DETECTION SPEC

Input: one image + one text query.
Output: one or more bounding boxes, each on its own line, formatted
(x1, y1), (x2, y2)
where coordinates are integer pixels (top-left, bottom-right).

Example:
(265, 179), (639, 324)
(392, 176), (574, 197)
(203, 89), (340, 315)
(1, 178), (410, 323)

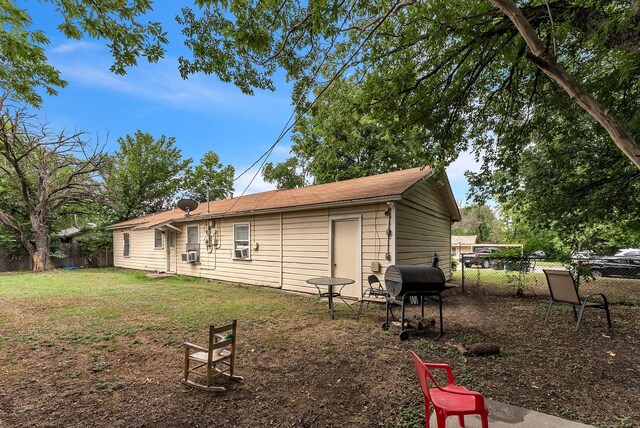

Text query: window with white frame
(123, 232), (130, 257)
(154, 230), (163, 249)
(233, 223), (250, 259)
(187, 225), (199, 244)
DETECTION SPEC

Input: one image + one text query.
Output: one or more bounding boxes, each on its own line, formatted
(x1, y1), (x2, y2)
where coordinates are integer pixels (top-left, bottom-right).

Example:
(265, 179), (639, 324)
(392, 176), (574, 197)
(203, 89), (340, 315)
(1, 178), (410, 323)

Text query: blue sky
(26, 2), (477, 203)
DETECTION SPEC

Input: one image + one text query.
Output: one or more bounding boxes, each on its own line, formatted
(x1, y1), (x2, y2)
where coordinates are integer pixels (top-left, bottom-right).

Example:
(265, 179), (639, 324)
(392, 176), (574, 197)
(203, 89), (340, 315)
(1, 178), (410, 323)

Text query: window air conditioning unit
(181, 251), (198, 263)
(234, 248), (249, 259)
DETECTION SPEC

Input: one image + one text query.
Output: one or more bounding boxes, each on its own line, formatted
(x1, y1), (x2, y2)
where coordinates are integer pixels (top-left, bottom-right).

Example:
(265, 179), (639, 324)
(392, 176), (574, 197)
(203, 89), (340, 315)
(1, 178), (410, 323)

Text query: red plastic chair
(411, 351), (488, 428)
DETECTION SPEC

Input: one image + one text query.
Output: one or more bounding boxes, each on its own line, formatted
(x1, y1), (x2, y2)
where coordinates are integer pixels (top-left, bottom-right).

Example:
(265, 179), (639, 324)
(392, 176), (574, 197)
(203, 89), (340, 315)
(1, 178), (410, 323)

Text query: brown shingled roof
(108, 167), (447, 230)
(451, 235), (478, 246)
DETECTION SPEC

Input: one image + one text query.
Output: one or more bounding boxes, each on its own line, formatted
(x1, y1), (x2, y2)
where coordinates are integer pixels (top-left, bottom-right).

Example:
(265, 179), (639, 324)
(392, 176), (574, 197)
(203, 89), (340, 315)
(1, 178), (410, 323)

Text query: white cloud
(52, 41), (97, 54)
(232, 166), (277, 196)
(49, 55), (291, 118)
(271, 144), (293, 157)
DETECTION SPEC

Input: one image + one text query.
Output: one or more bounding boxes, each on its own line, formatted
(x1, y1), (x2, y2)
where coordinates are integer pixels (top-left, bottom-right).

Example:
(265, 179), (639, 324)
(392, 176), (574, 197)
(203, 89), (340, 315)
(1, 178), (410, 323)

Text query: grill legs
(384, 292), (445, 340)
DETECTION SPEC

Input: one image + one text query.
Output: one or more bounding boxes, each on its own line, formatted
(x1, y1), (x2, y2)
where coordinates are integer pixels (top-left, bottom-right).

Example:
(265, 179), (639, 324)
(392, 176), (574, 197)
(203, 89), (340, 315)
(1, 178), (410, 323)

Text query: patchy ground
(0, 269), (638, 428)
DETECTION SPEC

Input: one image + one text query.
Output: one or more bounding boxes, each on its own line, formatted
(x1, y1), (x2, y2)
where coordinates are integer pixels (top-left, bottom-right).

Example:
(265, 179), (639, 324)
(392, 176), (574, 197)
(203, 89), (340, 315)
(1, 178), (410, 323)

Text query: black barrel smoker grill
(383, 264), (456, 340)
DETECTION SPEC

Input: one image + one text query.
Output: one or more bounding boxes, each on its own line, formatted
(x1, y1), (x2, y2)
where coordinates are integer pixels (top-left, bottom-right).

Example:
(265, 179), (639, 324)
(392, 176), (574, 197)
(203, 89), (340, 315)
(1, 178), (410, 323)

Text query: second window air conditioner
(181, 251), (198, 263)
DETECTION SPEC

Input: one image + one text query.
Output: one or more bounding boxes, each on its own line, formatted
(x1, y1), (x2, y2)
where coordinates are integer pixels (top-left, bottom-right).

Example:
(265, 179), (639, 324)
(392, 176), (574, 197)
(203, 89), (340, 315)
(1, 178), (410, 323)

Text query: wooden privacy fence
(0, 246), (32, 272)
(0, 243), (113, 272)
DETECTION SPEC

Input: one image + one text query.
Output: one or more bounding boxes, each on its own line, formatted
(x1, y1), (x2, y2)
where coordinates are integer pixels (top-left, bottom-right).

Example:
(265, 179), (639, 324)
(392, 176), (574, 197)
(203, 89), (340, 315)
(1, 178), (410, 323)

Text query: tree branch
(489, 0), (640, 170)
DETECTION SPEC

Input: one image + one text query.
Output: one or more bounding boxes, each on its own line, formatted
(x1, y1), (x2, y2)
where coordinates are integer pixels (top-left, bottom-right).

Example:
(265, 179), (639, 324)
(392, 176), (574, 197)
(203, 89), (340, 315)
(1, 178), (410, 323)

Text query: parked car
(461, 247), (499, 269)
(614, 248), (640, 257)
(588, 257), (640, 279)
(531, 250), (546, 258)
(570, 251), (593, 264)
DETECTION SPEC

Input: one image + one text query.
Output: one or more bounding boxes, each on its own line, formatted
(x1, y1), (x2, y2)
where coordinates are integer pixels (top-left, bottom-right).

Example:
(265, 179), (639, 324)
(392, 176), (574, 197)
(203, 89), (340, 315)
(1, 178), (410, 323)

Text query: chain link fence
(450, 254), (640, 305)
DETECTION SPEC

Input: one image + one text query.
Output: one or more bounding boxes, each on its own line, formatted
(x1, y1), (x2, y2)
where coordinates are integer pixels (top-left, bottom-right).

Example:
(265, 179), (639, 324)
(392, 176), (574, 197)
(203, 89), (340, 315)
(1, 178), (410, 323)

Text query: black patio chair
(358, 274), (397, 320)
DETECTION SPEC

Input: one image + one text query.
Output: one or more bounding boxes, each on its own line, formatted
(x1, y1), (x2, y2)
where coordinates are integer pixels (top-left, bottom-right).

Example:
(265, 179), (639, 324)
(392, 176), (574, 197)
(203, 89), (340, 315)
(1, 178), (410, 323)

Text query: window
(233, 223), (250, 259)
(187, 225), (199, 244)
(123, 232), (130, 257)
(169, 232), (176, 248)
(154, 230), (163, 249)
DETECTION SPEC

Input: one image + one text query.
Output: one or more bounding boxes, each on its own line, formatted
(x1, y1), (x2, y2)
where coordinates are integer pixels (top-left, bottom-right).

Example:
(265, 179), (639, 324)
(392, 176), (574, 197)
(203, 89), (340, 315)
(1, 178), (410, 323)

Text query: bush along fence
(451, 254), (640, 302)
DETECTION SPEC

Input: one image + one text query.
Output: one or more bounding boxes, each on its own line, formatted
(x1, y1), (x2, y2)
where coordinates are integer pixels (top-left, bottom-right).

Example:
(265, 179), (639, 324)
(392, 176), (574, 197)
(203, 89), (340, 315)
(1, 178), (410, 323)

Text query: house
(451, 235), (524, 260)
(56, 223), (113, 268)
(107, 167), (461, 299)
(451, 235), (478, 260)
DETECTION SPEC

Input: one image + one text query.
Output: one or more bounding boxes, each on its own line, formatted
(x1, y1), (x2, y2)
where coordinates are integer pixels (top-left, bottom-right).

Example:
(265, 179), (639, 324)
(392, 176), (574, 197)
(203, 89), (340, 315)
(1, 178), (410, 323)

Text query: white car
(614, 248), (640, 257)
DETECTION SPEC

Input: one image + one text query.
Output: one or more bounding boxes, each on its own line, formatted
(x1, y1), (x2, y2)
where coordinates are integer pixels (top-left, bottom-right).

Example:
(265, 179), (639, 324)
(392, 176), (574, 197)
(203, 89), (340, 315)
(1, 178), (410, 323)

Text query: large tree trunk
(489, 0), (640, 170)
(30, 214), (50, 272)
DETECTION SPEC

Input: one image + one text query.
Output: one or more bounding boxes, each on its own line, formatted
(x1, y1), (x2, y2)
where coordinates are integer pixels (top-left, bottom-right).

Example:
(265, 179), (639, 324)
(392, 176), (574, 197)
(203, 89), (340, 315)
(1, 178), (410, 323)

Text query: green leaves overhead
(0, 0), (167, 106)
(176, 0), (638, 240)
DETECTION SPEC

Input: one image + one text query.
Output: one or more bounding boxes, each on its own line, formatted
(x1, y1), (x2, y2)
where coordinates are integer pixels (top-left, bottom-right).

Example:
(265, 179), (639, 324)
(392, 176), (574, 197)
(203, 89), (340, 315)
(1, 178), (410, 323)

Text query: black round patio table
(306, 277), (355, 319)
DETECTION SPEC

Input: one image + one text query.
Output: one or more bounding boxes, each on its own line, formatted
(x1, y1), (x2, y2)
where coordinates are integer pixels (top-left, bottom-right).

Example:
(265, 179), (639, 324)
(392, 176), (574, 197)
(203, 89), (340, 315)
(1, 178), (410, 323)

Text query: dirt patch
(0, 289), (639, 427)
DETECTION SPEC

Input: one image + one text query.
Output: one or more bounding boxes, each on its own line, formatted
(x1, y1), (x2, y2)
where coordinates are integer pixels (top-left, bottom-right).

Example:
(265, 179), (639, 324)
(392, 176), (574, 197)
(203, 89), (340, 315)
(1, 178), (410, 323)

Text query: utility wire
(233, 0), (359, 184)
(226, 0), (402, 214)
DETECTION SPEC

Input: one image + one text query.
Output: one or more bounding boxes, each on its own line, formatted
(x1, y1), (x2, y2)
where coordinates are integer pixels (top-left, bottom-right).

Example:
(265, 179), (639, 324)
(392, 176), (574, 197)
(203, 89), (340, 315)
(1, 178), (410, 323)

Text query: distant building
(451, 235), (478, 259)
(451, 235), (522, 259)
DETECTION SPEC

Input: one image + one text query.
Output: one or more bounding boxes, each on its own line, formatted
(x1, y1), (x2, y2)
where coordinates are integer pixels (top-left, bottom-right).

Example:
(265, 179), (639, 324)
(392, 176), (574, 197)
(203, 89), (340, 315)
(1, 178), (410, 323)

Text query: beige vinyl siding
(113, 228), (167, 272)
(281, 211), (330, 294)
(112, 203), (392, 297)
(280, 204), (391, 296)
(174, 215), (282, 287)
(395, 179), (453, 278)
(113, 186), (458, 293)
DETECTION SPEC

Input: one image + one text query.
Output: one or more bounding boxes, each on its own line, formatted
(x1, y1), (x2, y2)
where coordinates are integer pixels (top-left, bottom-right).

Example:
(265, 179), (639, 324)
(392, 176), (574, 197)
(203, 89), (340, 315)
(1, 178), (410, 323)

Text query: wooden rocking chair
(182, 320), (244, 391)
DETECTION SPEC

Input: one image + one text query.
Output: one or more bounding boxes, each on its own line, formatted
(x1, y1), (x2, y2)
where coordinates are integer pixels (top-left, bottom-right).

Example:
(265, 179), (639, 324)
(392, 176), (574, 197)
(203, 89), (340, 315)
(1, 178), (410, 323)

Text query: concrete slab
(146, 273), (176, 280)
(429, 399), (594, 428)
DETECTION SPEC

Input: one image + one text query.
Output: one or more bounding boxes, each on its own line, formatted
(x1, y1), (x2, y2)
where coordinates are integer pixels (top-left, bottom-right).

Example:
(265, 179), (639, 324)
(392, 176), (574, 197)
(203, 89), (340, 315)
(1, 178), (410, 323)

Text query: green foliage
(183, 151), (234, 202)
(103, 131), (191, 221)
(0, 105), (106, 268)
(175, 0), (640, 250)
(262, 157), (308, 189)
(452, 205), (504, 243)
(0, 0), (167, 107)
(285, 78), (426, 184)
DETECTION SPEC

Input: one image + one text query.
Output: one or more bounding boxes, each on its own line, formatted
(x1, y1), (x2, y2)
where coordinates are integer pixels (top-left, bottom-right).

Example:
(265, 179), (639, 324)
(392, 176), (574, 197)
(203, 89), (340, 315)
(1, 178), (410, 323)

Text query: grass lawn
(0, 268), (638, 427)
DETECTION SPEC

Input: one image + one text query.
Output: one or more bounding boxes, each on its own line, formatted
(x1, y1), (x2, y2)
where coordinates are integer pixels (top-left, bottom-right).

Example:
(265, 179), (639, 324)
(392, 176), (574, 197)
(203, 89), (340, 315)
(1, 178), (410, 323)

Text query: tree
(0, 100), (107, 271)
(264, 75), (452, 186)
(183, 151), (234, 202)
(471, 95), (640, 249)
(263, 158), (308, 189)
(452, 205), (504, 244)
(103, 131), (191, 222)
(0, 0), (167, 107)
(176, 0), (640, 171)
(174, 0), (640, 245)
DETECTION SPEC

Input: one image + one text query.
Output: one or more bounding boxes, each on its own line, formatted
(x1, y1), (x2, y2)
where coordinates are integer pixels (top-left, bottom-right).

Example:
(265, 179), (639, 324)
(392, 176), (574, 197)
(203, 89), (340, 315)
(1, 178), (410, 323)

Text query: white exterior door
(167, 231), (176, 273)
(330, 217), (361, 299)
